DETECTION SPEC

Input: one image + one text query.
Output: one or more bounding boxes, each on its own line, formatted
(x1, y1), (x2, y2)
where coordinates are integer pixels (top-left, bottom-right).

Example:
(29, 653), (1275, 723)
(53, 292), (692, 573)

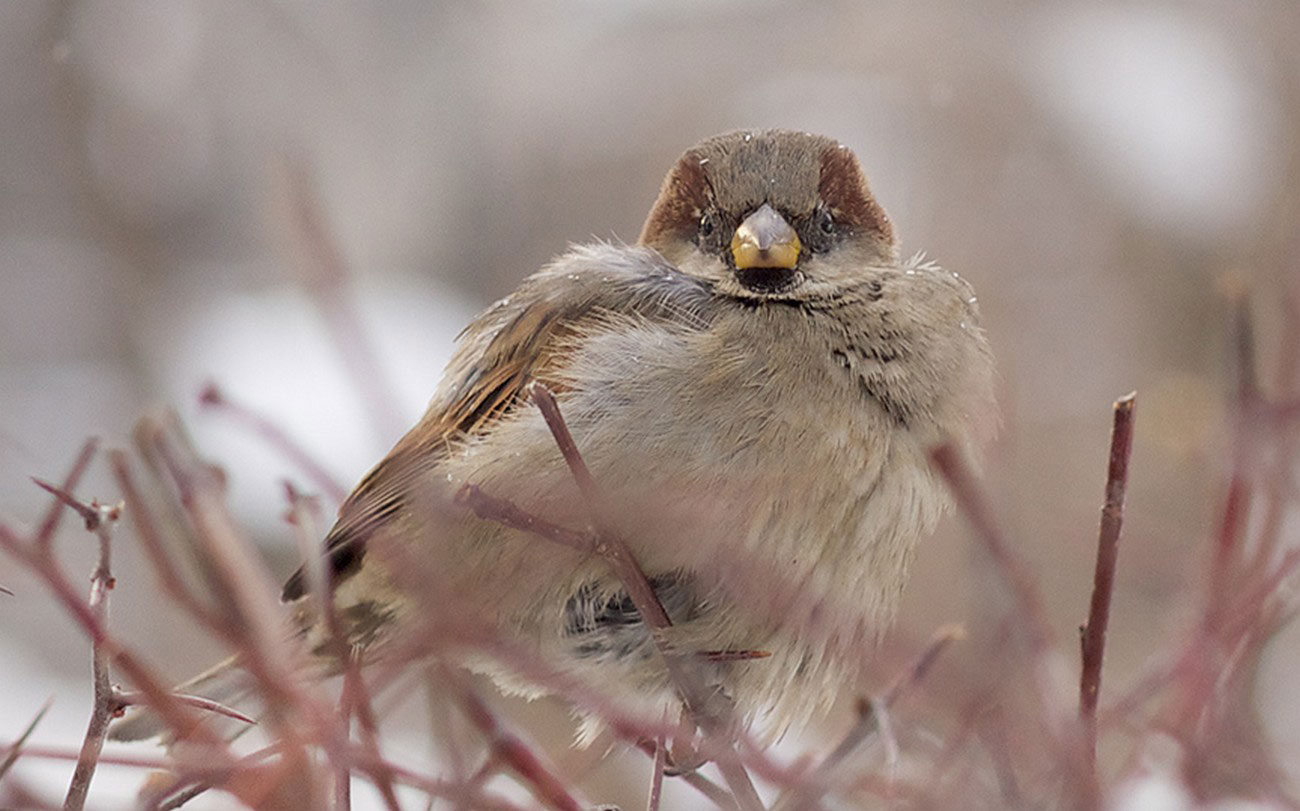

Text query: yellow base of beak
(731, 204), (801, 270)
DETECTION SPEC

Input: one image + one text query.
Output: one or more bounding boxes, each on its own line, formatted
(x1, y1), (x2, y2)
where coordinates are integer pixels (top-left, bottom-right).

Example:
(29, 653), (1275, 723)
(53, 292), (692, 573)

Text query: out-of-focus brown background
(2, 2), (1298, 808)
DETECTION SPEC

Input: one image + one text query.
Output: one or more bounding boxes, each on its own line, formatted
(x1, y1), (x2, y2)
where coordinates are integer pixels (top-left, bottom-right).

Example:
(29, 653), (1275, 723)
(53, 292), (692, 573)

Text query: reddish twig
(774, 625), (964, 810)
(200, 383), (350, 504)
(454, 484), (592, 552)
(1078, 392), (1137, 769)
(634, 739), (736, 810)
(108, 448), (222, 629)
(0, 700), (53, 782)
(117, 692), (256, 727)
(0, 524), (219, 743)
(647, 735), (667, 811)
(455, 679), (585, 811)
(345, 658), (400, 811)
(32, 438), (98, 554)
(928, 443), (1089, 801)
(530, 384), (764, 811)
(530, 384), (673, 630)
(1248, 290), (1300, 572)
(0, 445), (236, 801)
(273, 158), (405, 442)
(283, 482), (399, 811)
(837, 625), (964, 765)
(928, 445), (1056, 654)
(58, 485), (121, 811)
(2, 742), (175, 772)
(138, 417), (325, 737)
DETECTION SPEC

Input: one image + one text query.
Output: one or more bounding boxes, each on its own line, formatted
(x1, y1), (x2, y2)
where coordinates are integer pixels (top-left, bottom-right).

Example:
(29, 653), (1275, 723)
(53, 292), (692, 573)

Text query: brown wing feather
(282, 245), (714, 602)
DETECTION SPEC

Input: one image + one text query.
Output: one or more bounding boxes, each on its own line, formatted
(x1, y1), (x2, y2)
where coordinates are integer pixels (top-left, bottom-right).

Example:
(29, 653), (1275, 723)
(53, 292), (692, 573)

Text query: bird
(115, 129), (995, 746)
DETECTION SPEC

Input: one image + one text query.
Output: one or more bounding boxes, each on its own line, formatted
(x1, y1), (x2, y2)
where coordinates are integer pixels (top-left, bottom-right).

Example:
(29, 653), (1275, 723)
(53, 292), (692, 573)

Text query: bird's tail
(109, 655), (260, 743)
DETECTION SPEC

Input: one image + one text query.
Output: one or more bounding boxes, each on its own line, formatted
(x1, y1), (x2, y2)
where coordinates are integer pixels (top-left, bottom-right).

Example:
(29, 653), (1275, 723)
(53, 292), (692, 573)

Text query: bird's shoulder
(282, 242), (715, 602)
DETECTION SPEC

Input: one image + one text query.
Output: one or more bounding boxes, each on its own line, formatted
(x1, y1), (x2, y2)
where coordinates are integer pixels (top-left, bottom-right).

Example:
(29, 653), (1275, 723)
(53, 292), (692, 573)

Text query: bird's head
(639, 129), (898, 301)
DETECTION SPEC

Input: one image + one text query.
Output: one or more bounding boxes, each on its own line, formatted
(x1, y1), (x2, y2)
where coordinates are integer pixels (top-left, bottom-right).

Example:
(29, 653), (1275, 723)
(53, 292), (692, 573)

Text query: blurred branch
(31, 438), (98, 555)
(273, 158), (405, 442)
(0, 700), (52, 783)
(928, 442), (1094, 804)
(284, 481), (398, 811)
(117, 692), (255, 727)
(201, 383), (350, 504)
(646, 735), (666, 811)
(134, 414), (324, 737)
(455, 678), (585, 811)
(477, 383), (763, 811)
(109, 448), (222, 631)
(1079, 392), (1137, 770)
(0, 458), (224, 752)
(773, 624), (963, 810)
(928, 445), (1065, 702)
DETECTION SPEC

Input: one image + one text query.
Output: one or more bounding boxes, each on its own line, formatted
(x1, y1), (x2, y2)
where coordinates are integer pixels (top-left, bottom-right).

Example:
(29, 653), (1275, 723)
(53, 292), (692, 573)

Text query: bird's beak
(731, 204), (801, 270)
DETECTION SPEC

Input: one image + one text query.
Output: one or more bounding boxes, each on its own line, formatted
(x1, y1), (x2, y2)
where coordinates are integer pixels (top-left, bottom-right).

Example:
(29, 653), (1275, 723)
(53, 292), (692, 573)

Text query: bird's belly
(406, 320), (953, 737)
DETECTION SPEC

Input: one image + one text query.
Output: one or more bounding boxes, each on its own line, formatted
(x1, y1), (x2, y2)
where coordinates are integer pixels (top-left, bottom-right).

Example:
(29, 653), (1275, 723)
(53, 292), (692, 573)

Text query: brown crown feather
(639, 130), (895, 254)
(638, 149), (713, 248)
(818, 143), (894, 248)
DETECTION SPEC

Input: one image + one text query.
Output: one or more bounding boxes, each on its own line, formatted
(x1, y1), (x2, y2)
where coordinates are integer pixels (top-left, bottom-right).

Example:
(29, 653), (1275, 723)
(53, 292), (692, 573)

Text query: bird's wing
(281, 244), (714, 602)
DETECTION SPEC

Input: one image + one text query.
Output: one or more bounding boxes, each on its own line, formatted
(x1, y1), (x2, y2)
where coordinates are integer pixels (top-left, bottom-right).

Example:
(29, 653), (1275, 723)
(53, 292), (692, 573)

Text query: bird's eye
(818, 208), (835, 235)
(698, 212), (715, 239)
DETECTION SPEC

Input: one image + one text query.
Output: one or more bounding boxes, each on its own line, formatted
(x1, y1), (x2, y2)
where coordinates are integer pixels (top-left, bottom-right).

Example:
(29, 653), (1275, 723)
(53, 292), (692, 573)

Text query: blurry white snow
(1029, 6), (1280, 240)
(1110, 770), (1195, 811)
(136, 267), (477, 537)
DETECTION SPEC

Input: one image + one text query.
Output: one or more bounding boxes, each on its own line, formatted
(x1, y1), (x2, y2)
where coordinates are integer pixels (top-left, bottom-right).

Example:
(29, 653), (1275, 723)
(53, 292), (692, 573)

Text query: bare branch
(0, 699), (53, 782)
(32, 439), (99, 553)
(637, 738), (738, 809)
(928, 442), (1090, 801)
(1079, 392), (1137, 769)
(108, 449), (222, 628)
(455, 679), (585, 811)
(528, 384), (763, 810)
(115, 692), (257, 727)
(64, 484), (121, 811)
(137, 416), (322, 736)
(454, 484), (592, 552)
(646, 735), (666, 811)
(272, 159), (405, 441)
(200, 383), (350, 504)
(774, 625), (964, 810)
(345, 657), (400, 811)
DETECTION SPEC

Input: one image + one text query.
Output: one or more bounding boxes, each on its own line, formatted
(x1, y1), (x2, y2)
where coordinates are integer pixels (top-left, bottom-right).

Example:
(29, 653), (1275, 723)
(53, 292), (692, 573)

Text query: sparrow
(116, 129), (994, 745)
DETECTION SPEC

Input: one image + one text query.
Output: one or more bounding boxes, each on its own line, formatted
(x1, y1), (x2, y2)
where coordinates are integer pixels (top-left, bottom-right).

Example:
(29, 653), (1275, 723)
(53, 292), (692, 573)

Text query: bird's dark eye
(817, 208), (835, 235)
(698, 211), (715, 239)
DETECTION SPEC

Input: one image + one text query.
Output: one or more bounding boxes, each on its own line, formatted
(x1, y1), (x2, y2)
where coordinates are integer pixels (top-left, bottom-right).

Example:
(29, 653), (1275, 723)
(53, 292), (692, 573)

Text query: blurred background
(2, 1), (1298, 807)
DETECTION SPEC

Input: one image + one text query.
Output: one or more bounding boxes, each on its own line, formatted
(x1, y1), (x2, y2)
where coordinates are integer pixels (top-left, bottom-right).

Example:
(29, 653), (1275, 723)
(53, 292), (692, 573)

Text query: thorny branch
(32, 438), (99, 556)
(49, 480), (122, 811)
(6, 273), (1300, 810)
(0, 446), (238, 797)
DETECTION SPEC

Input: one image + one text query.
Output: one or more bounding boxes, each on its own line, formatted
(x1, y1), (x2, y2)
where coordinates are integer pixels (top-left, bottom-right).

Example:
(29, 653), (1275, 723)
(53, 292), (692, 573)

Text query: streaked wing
(282, 245), (714, 601)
